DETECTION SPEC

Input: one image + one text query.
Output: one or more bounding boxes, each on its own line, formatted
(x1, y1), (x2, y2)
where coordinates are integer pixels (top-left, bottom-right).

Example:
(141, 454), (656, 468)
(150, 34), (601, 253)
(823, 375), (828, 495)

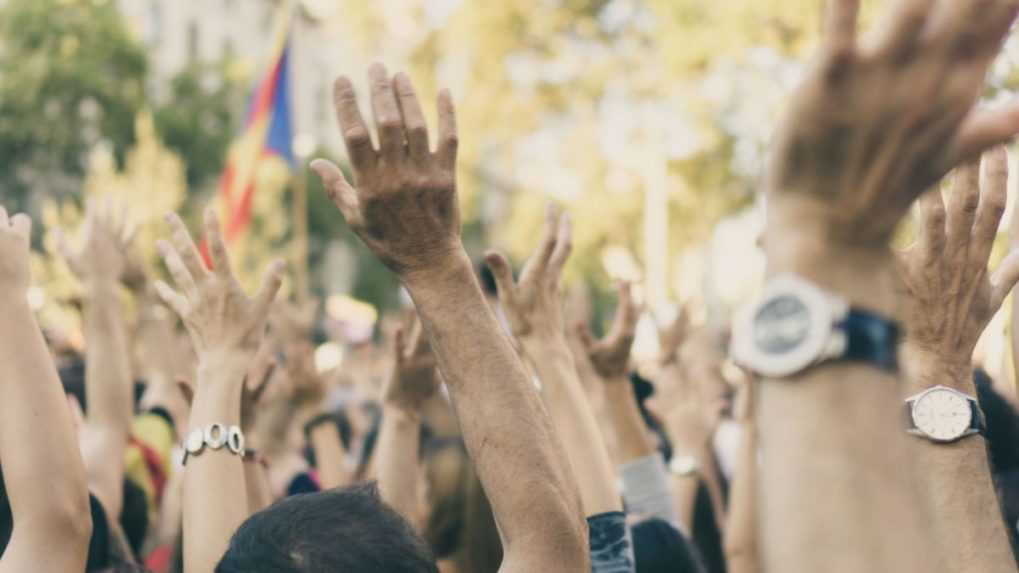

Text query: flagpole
(293, 163), (310, 303)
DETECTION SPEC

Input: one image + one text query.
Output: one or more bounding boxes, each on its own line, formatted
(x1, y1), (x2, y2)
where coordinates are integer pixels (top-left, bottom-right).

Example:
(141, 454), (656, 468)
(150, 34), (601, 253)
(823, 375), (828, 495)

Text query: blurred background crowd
(9, 0), (1019, 402)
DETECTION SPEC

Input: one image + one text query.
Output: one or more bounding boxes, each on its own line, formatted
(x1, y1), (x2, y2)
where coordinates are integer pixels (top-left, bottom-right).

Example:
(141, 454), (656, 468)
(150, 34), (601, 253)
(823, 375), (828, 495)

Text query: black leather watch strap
(837, 308), (899, 372)
(970, 399), (987, 435)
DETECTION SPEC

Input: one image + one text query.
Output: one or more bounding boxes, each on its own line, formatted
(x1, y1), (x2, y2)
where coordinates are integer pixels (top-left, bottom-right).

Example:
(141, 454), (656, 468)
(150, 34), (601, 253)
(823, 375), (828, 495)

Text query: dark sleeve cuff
(587, 511), (635, 572)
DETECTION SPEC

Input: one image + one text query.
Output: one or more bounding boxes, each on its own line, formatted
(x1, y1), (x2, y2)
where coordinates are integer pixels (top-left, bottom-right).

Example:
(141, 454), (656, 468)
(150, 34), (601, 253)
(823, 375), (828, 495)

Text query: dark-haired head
(216, 482), (438, 573)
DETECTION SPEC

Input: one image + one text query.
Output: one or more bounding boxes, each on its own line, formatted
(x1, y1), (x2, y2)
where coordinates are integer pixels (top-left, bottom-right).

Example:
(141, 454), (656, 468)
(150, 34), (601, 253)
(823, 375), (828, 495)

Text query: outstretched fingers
(204, 207), (233, 277)
(310, 159), (362, 227)
(333, 76), (376, 171)
(435, 89), (458, 172)
(970, 147), (1009, 267)
(991, 250), (1019, 309)
(822, 0), (860, 73)
(252, 260), (286, 319)
(945, 160), (981, 253)
(484, 251), (516, 299)
(368, 63), (405, 160)
(951, 99), (1019, 166)
(547, 212), (573, 279)
(393, 73), (430, 162)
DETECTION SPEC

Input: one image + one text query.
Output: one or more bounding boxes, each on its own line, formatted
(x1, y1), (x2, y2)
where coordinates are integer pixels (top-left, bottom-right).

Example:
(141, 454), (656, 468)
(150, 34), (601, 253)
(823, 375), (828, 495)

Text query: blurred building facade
(115, 0), (351, 160)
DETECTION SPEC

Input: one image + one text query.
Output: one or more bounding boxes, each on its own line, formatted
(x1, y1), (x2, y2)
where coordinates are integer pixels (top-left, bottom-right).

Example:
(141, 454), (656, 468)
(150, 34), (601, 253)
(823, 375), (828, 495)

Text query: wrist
(400, 247), (473, 295)
(901, 343), (973, 392)
(521, 332), (571, 361)
(197, 351), (250, 387)
(383, 403), (422, 425)
(766, 196), (900, 318)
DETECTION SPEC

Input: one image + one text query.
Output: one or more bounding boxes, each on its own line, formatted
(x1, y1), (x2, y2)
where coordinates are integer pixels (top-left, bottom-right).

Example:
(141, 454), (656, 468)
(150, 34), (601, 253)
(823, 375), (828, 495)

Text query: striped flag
(217, 10), (295, 244)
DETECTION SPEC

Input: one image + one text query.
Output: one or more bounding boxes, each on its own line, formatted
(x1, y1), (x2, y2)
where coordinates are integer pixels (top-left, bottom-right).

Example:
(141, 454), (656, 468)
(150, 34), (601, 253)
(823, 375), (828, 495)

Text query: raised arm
(377, 314), (439, 528)
(0, 209), (91, 573)
(311, 64), (588, 572)
(154, 209), (283, 573)
(487, 209), (633, 571)
(897, 149), (1019, 571)
(59, 200), (136, 519)
(752, 0), (1019, 570)
(486, 207), (620, 516)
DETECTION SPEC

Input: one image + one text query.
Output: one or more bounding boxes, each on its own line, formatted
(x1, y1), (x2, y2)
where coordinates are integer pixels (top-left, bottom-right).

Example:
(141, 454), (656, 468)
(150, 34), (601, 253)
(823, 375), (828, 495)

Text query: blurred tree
(32, 112), (187, 337)
(153, 61), (245, 190)
(0, 0), (147, 210)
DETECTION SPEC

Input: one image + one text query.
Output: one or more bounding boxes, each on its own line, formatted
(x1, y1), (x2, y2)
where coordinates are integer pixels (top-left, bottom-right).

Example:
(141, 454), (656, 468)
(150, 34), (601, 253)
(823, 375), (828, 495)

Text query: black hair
(216, 482), (438, 573)
(632, 518), (707, 573)
(478, 262), (499, 297)
(629, 372), (673, 462)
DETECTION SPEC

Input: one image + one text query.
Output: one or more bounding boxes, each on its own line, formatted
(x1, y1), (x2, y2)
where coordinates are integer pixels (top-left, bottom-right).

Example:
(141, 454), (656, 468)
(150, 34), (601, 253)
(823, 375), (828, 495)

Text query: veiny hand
(310, 63), (461, 276)
(485, 204), (572, 343)
(59, 198), (137, 285)
(899, 148), (1019, 385)
(0, 206), (32, 296)
(153, 209), (284, 363)
(382, 313), (439, 414)
(576, 283), (641, 380)
(767, 0), (1019, 254)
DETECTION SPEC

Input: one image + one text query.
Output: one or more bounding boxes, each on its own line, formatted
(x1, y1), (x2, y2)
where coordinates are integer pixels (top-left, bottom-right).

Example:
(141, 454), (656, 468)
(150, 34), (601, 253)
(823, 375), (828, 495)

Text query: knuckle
(343, 125), (372, 147)
(378, 117), (402, 132)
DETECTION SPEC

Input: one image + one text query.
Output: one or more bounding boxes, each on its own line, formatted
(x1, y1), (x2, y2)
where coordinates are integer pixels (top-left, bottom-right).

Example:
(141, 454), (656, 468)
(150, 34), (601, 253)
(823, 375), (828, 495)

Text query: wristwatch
(905, 385), (985, 443)
(730, 274), (899, 378)
(669, 455), (701, 478)
(182, 423), (245, 466)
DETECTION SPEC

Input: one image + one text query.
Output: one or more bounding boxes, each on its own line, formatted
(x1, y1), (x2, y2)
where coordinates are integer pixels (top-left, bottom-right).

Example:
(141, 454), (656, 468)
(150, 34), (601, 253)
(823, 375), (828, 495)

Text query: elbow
(33, 489), (93, 548)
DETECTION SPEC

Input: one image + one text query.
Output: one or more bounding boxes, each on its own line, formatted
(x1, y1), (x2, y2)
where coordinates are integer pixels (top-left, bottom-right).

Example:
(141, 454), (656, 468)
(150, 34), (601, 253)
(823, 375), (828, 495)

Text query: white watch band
(182, 423), (245, 466)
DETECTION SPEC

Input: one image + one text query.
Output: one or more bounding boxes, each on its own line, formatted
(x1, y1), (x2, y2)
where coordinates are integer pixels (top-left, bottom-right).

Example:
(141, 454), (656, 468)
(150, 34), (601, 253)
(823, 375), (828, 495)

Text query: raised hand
(767, 0), (1019, 266)
(656, 304), (690, 367)
(576, 282), (641, 380)
(240, 344), (277, 432)
(0, 206), (31, 296)
(310, 63), (460, 276)
(282, 340), (326, 408)
(153, 209), (284, 364)
(899, 148), (1019, 385)
(58, 198), (137, 285)
(382, 313), (439, 414)
(484, 204), (572, 343)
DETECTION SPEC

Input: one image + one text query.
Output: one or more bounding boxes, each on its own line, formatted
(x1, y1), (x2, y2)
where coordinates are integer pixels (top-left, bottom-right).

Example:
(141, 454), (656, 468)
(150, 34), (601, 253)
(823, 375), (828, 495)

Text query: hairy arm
(406, 255), (588, 570)
(897, 152), (1019, 572)
(0, 213), (91, 573)
(312, 64), (587, 571)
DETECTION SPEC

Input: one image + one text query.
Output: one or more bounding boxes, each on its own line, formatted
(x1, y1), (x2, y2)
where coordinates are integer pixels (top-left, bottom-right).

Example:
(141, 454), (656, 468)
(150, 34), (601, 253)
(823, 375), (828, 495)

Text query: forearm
(403, 250), (587, 564)
(758, 243), (940, 572)
(82, 280), (133, 514)
(309, 422), (350, 490)
(183, 354), (248, 573)
(601, 380), (677, 524)
(525, 339), (620, 516)
(376, 406), (424, 527)
(0, 298), (91, 569)
(906, 356), (1015, 572)
(602, 380), (653, 464)
(724, 425), (758, 573)
(244, 459), (272, 515)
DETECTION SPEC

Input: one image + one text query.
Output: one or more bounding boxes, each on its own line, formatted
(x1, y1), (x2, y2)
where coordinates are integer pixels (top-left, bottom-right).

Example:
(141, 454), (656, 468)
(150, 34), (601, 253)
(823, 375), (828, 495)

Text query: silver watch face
(753, 295), (812, 355)
(912, 388), (973, 441)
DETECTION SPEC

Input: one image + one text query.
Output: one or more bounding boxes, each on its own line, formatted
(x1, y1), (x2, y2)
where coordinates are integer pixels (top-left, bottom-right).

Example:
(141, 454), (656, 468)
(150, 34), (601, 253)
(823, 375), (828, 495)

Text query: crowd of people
(4, 0), (1019, 571)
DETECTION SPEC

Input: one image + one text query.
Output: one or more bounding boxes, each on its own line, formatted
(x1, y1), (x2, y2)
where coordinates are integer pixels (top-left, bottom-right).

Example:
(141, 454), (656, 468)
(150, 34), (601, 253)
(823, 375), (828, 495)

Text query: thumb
(310, 159), (360, 223)
(484, 251), (516, 298)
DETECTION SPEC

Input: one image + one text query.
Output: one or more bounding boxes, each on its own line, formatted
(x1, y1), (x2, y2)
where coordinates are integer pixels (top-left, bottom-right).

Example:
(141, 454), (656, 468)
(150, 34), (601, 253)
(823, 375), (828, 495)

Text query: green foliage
(153, 62), (244, 189)
(0, 0), (147, 208)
